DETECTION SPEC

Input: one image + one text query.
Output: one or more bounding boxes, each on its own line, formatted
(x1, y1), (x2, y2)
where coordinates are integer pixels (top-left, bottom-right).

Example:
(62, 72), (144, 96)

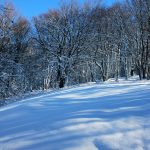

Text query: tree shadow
(0, 82), (150, 150)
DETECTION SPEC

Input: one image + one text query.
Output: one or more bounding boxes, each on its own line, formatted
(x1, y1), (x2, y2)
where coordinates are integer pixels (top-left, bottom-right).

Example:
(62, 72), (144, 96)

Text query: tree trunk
(131, 69), (134, 76)
(142, 69), (146, 79)
(147, 66), (150, 80)
(59, 77), (65, 88)
(57, 69), (65, 88)
(138, 69), (142, 80)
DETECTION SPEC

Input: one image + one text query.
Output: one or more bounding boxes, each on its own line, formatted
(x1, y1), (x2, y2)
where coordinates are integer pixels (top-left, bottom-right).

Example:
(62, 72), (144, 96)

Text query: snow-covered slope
(0, 78), (150, 150)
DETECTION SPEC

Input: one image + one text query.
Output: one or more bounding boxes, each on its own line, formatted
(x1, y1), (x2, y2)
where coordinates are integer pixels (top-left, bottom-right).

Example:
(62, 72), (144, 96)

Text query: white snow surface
(0, 77), (150, 150)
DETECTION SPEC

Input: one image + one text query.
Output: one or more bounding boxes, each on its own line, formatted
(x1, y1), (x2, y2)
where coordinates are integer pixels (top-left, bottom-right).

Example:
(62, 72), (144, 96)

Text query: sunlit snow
(0, 77), (150, 150)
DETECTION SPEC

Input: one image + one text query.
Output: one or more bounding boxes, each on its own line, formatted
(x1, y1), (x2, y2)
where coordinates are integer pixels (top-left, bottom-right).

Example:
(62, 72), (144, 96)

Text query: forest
(0, 0), (150, 99)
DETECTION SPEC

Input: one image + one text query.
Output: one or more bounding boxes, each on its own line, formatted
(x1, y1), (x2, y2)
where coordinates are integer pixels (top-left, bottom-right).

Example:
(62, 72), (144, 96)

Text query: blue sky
(1, 0), (120, 19)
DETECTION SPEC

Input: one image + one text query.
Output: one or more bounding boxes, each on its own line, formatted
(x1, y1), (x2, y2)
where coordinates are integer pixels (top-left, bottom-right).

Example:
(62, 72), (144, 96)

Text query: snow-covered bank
(0, 89), (54, 107)
(0, 78), (150, 150)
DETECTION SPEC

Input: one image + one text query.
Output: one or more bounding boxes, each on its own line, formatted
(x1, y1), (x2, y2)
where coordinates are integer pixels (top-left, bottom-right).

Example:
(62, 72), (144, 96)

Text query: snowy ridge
(0, 77), (150, 150)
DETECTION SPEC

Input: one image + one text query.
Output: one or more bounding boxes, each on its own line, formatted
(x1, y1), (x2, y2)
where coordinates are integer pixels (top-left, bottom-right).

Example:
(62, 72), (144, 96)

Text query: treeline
(0, 0), (150, 99)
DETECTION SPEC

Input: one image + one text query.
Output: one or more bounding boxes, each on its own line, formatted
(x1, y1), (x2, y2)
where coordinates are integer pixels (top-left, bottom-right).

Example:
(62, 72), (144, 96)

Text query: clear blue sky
(1, 0), (121, 19)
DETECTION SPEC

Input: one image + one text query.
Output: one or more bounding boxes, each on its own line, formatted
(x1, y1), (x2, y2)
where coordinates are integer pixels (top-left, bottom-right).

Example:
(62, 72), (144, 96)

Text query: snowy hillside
(0, 78), (150, 150)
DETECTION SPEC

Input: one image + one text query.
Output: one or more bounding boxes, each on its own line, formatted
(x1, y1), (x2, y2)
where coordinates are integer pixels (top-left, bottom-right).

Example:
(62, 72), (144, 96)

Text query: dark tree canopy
(0, 0), (150, 99)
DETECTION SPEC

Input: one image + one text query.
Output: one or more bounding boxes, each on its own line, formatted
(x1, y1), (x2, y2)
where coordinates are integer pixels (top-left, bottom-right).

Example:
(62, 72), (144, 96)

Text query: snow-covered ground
(0, 77), (150, 150)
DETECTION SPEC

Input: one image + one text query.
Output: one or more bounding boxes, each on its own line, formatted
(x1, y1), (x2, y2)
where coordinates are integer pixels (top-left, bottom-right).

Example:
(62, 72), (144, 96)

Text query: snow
(0, 77), (150, 150)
